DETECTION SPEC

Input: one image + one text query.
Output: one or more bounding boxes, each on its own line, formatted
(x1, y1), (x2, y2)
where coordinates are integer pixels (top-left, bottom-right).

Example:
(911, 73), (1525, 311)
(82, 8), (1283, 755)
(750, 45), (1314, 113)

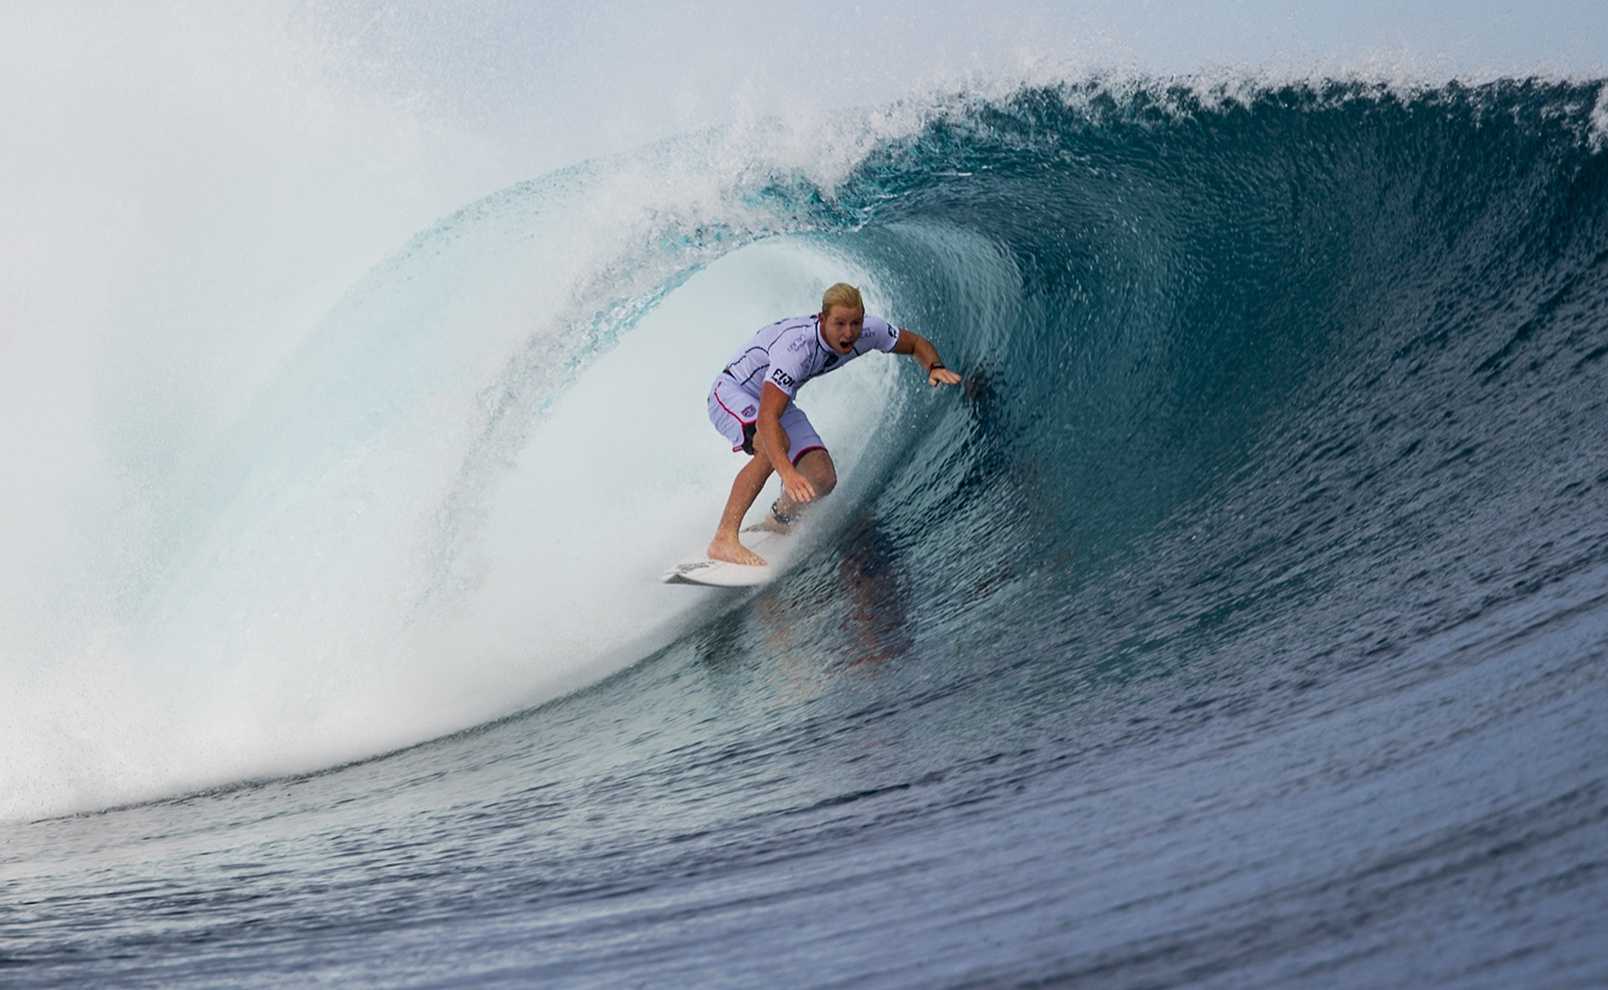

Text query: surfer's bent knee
(813, 466), (837, 497)
(795, 449), (836, 496)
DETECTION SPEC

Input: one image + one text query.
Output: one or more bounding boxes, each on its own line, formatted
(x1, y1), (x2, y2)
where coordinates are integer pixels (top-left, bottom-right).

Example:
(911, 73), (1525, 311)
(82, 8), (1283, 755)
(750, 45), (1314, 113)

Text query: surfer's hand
(928, 365), (962, 388)
(782, 469), (817, 504)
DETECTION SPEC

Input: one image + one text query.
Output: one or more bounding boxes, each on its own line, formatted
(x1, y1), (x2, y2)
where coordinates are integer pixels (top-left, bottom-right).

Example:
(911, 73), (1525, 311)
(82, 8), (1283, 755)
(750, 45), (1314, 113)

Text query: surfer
(705, 283), (961, 566)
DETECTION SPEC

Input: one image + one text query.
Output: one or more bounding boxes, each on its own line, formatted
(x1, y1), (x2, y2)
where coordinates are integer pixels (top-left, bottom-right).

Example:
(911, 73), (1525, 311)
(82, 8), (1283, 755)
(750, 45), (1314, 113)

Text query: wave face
(824, 79), (1608, 709)
(6, 81), (1608, 987)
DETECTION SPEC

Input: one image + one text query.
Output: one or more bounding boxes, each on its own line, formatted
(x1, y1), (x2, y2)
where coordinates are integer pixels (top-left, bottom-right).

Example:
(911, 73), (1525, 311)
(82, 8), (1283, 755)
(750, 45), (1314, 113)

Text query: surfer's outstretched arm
(893, 329), (963, 387)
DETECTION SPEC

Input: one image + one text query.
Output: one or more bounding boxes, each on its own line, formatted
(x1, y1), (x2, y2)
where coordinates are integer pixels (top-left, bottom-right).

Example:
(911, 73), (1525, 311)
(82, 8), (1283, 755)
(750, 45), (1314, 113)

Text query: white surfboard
(662, 527), (791, 587)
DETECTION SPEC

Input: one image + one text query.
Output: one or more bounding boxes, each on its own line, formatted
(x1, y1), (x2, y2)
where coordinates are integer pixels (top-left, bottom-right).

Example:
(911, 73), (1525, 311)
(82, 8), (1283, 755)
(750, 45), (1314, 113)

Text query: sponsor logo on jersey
(788, 335), (808, 352)
(771, 368), (796, 388)
(741, 405), (756, 418)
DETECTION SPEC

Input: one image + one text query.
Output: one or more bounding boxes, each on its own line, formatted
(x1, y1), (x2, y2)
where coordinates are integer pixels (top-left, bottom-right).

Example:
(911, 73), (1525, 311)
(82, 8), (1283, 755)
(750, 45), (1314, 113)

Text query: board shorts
(708, 375), (826, 465)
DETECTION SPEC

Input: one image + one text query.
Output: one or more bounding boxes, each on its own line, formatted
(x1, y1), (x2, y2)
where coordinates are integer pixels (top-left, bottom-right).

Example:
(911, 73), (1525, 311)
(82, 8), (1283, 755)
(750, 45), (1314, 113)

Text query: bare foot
(708, 535), (767, 567)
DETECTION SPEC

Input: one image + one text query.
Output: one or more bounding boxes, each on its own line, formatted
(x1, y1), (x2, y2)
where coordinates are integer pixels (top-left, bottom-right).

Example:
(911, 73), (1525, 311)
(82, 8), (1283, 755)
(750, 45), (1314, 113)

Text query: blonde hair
(820, 282), (864, 316)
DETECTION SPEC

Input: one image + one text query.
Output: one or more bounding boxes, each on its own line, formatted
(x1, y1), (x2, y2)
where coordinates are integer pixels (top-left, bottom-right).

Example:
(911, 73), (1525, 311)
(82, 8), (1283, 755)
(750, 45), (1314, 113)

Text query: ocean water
(4, 8), (1608, 987)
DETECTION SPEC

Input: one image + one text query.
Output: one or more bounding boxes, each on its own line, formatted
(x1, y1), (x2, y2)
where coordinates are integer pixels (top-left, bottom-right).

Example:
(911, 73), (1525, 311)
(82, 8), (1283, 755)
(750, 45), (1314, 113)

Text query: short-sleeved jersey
(718, 313), (902, 400)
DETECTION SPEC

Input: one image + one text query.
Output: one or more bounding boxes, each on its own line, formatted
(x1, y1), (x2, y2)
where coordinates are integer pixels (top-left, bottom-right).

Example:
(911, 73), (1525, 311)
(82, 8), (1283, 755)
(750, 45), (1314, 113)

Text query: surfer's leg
(709, 454), (774, 566)
(707, 381), (778, 564)
(772, 447), (837, 522)
(766, 405), (831, 522)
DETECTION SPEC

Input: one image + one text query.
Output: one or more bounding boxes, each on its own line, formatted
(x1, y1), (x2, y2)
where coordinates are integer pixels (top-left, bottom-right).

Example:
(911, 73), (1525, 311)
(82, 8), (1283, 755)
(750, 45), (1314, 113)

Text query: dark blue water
(5, 80), (1607, 987)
